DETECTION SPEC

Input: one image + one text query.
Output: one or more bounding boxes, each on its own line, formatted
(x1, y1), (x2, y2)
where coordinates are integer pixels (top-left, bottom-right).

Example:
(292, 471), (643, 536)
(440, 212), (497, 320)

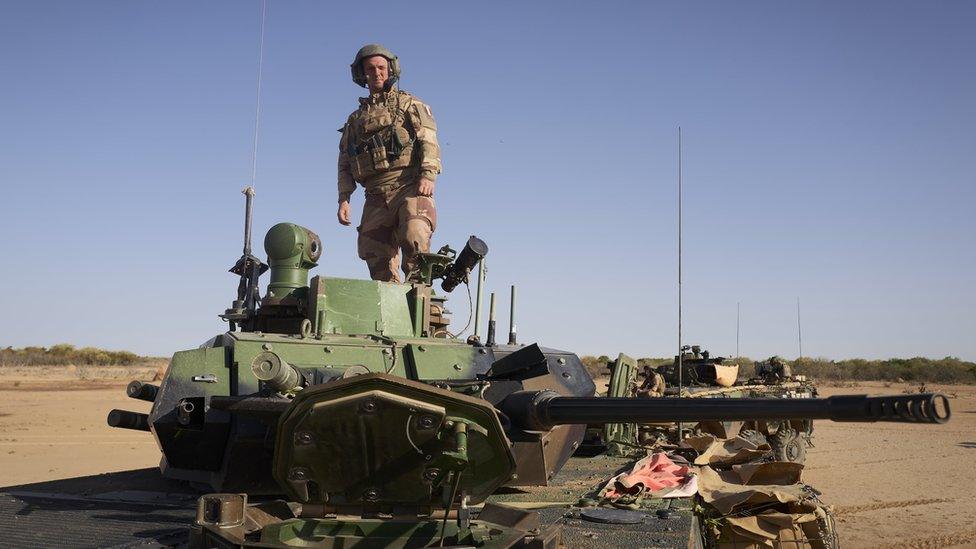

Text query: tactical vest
(345, 93), (416, 182)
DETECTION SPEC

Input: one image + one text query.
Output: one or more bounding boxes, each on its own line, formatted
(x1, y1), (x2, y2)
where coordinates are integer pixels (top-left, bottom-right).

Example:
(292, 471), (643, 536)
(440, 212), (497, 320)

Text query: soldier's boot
(362, 252), (401, 283)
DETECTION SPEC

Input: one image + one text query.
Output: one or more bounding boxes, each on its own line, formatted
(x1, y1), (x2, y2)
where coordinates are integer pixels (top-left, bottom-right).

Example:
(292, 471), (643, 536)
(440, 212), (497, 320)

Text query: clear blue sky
(1, 1), (973, 360)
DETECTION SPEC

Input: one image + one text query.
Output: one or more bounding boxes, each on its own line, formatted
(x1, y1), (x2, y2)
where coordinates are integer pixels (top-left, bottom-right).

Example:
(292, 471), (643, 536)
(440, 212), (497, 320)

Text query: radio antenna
(220, 1), (271, 331)
(222, 187), (268, 330)
(736, 301), (741, 358)
(249, 0), (269, 187)
(677, 126), (684, 439)
(796, 297), (803, 359)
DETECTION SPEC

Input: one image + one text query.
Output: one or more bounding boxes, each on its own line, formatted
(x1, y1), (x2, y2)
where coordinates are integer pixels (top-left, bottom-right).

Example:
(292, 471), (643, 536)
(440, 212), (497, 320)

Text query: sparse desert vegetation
(0, 344), (159, 367)
(0, 345), (167, 386)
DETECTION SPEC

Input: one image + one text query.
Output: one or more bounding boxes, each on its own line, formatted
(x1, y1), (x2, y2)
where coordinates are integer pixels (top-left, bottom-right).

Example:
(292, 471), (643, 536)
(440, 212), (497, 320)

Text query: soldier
(636, 365), (666, 398)
(336, 44), (442, 282)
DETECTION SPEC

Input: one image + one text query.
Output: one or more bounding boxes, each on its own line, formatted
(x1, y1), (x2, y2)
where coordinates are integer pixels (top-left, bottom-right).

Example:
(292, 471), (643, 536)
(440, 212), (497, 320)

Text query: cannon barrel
(500, 391), (951, 431)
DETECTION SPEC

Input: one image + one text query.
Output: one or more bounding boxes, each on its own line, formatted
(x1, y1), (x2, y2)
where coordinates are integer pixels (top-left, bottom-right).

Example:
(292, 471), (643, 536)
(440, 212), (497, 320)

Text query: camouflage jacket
(337, 88), (441, 203)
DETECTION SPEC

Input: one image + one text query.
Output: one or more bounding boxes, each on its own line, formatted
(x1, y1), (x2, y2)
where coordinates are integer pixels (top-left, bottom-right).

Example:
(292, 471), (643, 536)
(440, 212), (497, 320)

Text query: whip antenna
(796, 297), (803, 359)
(219, 1), (271, 331)
(249, 0), (269, 187)
(677, 126), (684, 439)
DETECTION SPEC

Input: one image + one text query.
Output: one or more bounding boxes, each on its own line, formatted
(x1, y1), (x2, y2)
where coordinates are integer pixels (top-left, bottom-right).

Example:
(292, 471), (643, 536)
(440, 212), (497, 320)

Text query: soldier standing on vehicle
(336, 44), (442, 282)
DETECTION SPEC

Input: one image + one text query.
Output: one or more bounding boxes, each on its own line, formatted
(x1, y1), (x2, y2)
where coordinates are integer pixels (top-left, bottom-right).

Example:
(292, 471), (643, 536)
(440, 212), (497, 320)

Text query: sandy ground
(805, 383), (976, 549)
(0, 366), (162, 484)
(0, 368), (973, 548)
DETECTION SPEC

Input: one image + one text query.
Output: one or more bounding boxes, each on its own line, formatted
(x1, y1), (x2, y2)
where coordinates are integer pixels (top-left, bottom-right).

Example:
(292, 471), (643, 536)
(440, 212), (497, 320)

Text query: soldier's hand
(337, 201), (351, 226)
(418, 178), (435, 197)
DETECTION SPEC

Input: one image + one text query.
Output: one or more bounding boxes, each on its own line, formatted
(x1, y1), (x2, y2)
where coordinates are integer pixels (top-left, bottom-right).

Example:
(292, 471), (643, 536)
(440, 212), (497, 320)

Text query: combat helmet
(350, 43), (400, 89)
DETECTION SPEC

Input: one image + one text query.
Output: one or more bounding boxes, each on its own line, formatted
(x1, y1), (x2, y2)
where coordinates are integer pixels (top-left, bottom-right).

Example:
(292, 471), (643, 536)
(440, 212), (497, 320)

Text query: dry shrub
(580, 355), (611, 379)
(0, 344), (158, 367)
(792, 356), (975, 384)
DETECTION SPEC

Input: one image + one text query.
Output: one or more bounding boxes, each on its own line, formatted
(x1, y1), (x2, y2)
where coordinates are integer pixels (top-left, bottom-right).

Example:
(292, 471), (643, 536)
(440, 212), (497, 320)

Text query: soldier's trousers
(357, 184), (437, 283)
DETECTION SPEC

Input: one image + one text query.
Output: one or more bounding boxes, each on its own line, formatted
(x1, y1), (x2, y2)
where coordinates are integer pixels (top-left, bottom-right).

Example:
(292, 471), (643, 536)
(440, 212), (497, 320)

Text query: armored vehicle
(94, 192), (952, 548)
(665, 346), (819, 463)
(594, 346), (820, 462)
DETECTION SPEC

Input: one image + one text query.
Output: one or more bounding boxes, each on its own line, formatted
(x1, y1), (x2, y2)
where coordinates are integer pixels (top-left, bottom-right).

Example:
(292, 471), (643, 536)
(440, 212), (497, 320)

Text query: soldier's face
(363, 56), (389, 92)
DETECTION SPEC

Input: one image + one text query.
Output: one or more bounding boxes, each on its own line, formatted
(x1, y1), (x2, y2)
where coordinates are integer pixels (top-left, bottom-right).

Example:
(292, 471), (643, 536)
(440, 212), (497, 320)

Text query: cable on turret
(447, 282), (474, 339)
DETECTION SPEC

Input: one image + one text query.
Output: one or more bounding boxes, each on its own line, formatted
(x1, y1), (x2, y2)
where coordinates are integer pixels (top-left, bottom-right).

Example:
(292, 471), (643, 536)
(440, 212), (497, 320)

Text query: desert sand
(0, 367), (973, 548)
(0, 366), (161, 484)
(804, 383), (976, 548)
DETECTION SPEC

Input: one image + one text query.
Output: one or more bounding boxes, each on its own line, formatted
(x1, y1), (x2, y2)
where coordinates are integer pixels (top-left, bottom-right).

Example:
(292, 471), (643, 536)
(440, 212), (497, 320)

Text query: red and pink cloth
(600, 452), (698, 501)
